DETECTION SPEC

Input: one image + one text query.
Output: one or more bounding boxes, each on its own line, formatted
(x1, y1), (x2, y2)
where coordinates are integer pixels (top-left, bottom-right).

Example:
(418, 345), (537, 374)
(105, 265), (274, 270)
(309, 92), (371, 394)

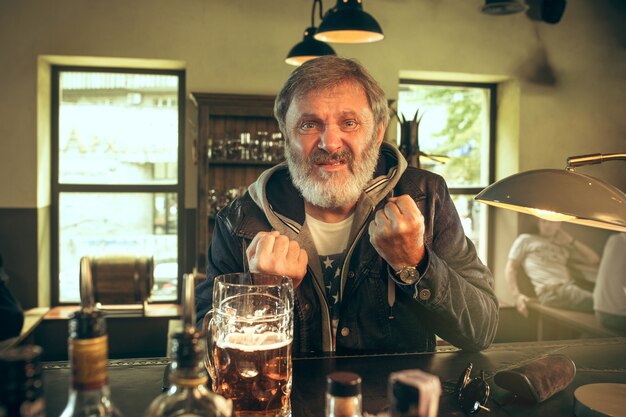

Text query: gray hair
(274, 56), (390, 135)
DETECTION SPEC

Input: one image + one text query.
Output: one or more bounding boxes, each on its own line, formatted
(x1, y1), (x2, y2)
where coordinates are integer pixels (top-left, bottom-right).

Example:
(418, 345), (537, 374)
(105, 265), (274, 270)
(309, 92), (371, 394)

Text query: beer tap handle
(79, 256), (96, 313)
(182, 273), (196, 332)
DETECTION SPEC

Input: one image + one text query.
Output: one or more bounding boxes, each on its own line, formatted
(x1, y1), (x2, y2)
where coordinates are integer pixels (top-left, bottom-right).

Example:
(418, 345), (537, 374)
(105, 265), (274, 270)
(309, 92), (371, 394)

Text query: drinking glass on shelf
(226, 136), (240, 160)
(239, 132), (251, 160)
(207, 189), (218, 217)
(263, 137), (274, 162)
(255, 131), (268, 161)
(207, 138), (213, 160)
(224, 188), (241, 203)
(203, 273), (294, 417)
(271, 133), (284, 161)
(210, 138), (226, 160)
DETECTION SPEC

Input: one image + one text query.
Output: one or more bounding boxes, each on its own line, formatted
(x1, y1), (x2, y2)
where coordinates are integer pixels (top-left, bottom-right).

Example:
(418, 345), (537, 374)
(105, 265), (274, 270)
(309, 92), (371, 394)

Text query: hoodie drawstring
(242, 239), (249, 273)
(386, 188), (396, 320)
(387, 275), (396, 319)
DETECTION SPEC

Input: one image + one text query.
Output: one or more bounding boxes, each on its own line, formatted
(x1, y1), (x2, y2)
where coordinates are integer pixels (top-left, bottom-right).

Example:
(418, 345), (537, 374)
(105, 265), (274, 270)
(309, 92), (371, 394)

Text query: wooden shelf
(43, 304), (181, 320)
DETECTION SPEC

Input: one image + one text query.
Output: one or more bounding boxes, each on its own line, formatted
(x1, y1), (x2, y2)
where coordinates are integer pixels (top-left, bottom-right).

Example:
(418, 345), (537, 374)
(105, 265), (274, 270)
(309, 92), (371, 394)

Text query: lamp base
(573, 383), (626, 417)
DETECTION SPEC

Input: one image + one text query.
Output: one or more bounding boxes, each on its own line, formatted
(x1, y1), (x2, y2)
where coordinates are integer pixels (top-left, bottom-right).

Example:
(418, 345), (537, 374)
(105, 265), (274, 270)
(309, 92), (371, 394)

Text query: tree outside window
(397, 81), (495, 262)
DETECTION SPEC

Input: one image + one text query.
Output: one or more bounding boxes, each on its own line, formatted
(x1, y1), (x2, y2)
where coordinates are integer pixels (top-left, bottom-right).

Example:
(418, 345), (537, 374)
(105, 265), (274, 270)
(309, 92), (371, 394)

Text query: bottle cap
(327, 371), (362, 397)
(69, 309), (106, 339)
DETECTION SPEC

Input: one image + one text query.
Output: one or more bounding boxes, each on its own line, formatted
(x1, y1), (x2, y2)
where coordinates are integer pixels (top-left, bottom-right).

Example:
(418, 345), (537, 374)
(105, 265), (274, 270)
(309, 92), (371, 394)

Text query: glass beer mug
(203, 273), (294, 417)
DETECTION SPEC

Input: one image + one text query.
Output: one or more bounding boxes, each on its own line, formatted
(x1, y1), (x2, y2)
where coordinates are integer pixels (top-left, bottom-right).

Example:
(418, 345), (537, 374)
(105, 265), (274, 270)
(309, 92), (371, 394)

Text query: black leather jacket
(196, 144), (498, 355)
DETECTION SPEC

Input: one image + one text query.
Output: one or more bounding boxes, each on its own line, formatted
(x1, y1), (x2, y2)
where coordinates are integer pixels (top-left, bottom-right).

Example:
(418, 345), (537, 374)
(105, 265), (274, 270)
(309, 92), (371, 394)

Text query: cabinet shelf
(191, 93), (278, 272)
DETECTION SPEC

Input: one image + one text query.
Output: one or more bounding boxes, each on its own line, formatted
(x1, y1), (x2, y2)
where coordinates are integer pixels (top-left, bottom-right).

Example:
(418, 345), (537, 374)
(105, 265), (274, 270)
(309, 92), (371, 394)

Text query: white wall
(1, 0), (624, 301)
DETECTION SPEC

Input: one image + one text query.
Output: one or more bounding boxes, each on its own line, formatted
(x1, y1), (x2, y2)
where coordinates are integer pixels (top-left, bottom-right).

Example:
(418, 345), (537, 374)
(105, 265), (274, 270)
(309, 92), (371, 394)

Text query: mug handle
(202, 310), (217, 384)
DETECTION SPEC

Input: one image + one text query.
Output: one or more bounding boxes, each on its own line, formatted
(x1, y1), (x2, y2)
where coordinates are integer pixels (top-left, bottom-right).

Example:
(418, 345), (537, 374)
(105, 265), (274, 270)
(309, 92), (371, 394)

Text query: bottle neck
(67, 384), (113, 402)
(69, 334), (110, 392)
(169, 366), (209, 388)
(168, 330), (208, 388)
(168, 352), (209, 388)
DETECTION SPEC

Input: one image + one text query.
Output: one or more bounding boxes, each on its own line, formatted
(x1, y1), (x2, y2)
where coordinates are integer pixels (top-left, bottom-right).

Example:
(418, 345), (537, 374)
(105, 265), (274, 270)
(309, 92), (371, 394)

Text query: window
(397, 80), (495, 262)
(51, 68), (185, 304)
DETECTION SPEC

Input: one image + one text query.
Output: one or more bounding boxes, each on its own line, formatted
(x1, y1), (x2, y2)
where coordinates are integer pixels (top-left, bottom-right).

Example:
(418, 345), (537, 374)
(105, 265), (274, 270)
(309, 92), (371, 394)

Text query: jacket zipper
(307, 264), (334, 352)
(340, 207), (374, 301)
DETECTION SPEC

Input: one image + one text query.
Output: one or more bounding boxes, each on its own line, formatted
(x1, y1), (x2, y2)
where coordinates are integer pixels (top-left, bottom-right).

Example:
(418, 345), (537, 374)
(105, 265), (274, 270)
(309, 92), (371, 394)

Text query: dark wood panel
(0, 207), (45, 309)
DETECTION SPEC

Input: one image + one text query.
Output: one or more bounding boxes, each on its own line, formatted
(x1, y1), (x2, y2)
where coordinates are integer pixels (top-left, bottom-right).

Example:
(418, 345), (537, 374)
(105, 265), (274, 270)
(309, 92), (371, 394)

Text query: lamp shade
(314, 0), (384, 44)
(286, 27), (336, 66)
(475, 169), (626, 232)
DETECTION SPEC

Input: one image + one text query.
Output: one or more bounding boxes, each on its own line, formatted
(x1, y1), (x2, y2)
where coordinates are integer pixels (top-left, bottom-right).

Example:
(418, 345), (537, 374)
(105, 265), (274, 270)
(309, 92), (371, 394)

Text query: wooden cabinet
(190, 93), (280, 274)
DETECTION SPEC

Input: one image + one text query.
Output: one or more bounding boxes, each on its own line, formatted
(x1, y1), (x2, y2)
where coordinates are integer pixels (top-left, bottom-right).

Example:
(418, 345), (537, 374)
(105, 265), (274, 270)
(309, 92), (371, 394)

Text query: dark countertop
(43, 337), (626, 416)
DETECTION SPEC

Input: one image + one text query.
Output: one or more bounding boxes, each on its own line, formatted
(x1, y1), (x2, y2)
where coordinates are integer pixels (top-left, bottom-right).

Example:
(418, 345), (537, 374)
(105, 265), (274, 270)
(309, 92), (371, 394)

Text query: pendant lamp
(475, 153), (626, 232)
(314, 0), (384, 44)
(285, 0), (337, 66)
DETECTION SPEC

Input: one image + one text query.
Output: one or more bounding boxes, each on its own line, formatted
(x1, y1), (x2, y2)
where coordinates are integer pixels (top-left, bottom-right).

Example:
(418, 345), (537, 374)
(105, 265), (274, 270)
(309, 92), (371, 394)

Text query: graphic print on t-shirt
(320, 252), (344, 349)
(320, 253), (344, 324)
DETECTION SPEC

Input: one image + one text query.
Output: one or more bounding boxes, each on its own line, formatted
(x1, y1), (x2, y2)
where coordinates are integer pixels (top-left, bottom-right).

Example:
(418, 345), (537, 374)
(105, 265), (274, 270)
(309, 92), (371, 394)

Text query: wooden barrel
(89, 255), (154, 305)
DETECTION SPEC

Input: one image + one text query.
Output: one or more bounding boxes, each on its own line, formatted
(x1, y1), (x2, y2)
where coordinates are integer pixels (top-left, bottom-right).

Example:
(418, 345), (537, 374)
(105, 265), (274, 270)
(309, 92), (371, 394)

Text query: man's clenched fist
(246, 231), (308, 288)
(368, 195), (426, 271)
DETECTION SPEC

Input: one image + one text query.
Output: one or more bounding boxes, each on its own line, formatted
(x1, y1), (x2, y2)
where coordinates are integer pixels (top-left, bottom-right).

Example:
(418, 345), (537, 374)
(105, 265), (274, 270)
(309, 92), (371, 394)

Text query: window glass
(397, 84), (491, 188)
(398, 82), (493, 262)
(450, 194), (489, 261)
(54, 69), (182, 303)
(58, 73), (179, 185)
(58, 192), (178, 303)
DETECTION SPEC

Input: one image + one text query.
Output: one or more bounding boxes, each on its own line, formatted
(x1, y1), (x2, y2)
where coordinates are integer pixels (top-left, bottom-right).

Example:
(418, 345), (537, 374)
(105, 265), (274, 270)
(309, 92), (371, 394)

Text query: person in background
(593, 232), (626, 334)
(195, 56), (498, 355)
(505, 218), (600, 317)
(0, 253), (24, 341)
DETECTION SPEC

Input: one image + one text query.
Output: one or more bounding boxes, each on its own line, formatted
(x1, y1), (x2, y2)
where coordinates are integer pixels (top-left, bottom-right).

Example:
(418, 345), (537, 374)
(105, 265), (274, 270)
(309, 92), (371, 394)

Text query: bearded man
(195, 56), (498, 354)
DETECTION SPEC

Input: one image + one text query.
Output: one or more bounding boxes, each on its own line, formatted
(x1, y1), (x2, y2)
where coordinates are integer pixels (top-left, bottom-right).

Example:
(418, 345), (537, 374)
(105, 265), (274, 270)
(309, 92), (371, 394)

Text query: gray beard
(285, 137), (381, 209)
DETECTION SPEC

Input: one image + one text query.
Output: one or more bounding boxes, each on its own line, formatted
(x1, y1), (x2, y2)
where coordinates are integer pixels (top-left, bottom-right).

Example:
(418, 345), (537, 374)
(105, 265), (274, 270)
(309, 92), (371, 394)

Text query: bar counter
(42, 337), (626, 416)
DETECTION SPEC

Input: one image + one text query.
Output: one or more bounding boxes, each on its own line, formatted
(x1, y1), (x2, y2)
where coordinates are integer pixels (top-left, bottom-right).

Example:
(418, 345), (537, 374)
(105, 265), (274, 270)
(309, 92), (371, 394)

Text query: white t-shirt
(508, 233), (571, 294)
(593, 233), (626, 316)
(305, 213), (353, 257)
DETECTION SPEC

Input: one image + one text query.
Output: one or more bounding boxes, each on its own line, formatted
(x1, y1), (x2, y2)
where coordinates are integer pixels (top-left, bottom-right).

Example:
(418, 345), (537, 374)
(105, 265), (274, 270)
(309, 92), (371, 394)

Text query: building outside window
(397, 80), (496, 262)
(52, 68), (184, 304)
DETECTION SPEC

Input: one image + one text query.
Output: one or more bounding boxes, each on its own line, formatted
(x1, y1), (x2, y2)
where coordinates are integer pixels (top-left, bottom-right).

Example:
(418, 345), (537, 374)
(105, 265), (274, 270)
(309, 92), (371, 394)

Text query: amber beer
(212, 332), (292, 416)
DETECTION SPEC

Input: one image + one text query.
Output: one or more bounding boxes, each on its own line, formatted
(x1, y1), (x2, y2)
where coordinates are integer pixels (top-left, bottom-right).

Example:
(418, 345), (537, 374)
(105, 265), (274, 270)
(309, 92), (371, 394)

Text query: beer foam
(218, 332), (292, 352)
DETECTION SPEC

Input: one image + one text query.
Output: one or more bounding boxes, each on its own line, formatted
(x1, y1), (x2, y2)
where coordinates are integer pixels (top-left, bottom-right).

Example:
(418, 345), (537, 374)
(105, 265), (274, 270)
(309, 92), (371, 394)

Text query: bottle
(59, 310), (122, 417)
(0, 345), (46, 417)
(143, 274), (232, 417)
(326, 372), (363, 417)
(143, 328), (231, 417)
(239, 132), (251, 160)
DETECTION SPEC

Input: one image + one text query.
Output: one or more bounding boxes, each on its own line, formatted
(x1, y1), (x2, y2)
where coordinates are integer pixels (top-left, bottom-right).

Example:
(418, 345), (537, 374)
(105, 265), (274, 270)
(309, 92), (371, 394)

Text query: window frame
(398, 78), (497, 264)
(50, 65), (186, 306)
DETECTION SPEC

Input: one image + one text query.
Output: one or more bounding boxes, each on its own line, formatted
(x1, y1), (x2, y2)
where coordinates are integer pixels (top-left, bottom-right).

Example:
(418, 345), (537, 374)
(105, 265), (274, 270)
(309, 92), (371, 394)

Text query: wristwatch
(395, 266), (420, 285)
